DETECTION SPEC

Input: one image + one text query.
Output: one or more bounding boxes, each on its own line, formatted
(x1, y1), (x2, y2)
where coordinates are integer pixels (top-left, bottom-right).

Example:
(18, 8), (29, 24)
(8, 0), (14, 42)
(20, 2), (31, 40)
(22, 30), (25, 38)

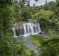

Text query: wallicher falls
(12, 22), (41, 37)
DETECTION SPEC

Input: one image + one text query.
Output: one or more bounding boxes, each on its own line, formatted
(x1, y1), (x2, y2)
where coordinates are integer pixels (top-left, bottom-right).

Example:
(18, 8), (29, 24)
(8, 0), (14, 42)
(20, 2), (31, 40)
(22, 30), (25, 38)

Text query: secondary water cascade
(12, 22), (41, 37)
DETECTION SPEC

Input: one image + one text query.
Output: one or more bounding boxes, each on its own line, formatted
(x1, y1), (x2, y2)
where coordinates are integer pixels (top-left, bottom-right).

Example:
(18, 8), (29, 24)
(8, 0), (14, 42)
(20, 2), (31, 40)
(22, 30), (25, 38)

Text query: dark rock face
(13, 22), (24, 29)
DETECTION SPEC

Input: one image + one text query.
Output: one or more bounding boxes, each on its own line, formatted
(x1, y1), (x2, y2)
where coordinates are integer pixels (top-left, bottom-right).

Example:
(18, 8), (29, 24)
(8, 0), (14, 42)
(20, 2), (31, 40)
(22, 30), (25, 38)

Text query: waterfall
(38, 23), (41, 33)
(23, 24), (27, 36)
(12, 28), (18, 37)
(30, 23), (34, 35)
(12, 22), (41, 37)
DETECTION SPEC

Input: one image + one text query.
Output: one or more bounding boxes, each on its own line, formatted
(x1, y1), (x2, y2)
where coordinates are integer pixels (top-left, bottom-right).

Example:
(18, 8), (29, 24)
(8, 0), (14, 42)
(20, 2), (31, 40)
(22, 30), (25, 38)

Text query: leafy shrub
(40, 37), (59, 56)
(0, 36), (26, 56)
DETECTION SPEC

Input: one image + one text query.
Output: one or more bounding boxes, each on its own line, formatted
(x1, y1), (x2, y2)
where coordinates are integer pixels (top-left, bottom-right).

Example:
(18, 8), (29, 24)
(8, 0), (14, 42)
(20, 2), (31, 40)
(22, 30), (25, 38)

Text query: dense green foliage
(31, 1), (59, 31)
(40, 38), (59, 56)
(0, 0), (59, 56)
(30, 29), (59, 56)
(0, 0), (12, 5)
(14, 3), (31, 22)
(0, 0), (14, 37)
(0, 0), (39, 56)
(0, 37), (25, 56)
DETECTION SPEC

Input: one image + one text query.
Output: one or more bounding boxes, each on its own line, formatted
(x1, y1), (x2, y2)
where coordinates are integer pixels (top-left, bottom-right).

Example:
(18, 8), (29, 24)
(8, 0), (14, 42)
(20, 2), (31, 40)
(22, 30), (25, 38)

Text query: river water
(19, 36), (40, 53)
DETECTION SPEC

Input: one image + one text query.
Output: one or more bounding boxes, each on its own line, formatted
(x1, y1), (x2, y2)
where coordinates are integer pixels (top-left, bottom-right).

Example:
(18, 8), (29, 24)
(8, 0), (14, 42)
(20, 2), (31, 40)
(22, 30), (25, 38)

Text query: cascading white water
(23, 25), (27, 36)
(38, 23), (41, 33)
(12, 28), (18, 37)
(12, 22), (41, 37)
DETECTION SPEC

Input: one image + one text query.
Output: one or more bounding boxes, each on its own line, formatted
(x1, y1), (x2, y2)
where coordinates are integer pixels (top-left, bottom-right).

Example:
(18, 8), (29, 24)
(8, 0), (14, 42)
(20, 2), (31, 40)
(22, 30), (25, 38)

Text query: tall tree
(0, 0), (14, 37)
